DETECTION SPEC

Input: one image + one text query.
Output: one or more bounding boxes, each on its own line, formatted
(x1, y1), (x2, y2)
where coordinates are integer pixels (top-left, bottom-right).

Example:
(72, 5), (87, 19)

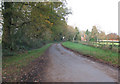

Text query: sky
(66, 0), (119, 35)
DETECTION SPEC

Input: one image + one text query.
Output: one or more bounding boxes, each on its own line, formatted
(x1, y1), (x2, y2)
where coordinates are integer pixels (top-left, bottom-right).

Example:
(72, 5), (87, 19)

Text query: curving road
(43, 44), (118, 82)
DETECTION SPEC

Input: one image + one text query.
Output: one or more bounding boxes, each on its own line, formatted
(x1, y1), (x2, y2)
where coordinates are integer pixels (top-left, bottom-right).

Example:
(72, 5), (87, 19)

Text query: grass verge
(62, 42), (118, 67)
(2, 43), (52, 82)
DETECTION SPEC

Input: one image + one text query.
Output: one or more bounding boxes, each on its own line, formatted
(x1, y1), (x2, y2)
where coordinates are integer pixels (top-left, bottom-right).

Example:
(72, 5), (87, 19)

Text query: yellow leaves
(45, 20), (53, 26)
(51, 23), (53, 26)
(45, 20), (50, 24)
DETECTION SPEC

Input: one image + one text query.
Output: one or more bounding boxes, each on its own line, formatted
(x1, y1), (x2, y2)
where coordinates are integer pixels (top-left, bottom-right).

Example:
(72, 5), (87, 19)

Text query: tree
(90, 26), (99, 41)
(85, 29), (90, 35)
(64, 25), (76, 41)
(85, 29), (91, 41)
(98, 31), (106, 40)
(106, 33), (119, 40)
(73, 27), (80, 42)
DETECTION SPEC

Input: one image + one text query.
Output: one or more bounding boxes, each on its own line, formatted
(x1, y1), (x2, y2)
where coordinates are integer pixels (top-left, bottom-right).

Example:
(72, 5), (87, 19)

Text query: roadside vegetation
(2, 43), (52, 81)
(62, 42), (118, 67)
(79, 41), (119, 53)
(2, 2), (77, 56)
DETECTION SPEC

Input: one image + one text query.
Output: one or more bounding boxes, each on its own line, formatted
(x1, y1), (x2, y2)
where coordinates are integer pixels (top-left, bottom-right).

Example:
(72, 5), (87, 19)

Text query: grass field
(2, 43), (52, 81)
(62, 42), (118, 66)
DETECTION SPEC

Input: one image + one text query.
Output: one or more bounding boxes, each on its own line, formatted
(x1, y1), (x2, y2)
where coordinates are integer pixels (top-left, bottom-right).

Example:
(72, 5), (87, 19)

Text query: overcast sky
(66, 0), (119, 35)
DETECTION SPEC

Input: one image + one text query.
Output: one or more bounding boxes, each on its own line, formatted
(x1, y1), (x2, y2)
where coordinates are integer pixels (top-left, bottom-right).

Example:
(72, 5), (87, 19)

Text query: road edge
(18, 44), (52, 82)
(61, 43), (118, 69)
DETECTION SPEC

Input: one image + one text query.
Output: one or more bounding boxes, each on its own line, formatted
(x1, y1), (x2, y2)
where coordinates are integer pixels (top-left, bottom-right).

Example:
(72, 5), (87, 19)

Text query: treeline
(2, 2), (78, 56)
(74, 26), (119, 42)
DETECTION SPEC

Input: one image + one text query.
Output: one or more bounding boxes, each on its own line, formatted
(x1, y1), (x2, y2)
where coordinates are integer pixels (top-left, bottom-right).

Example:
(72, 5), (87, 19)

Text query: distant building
(81, 34), (86, 41)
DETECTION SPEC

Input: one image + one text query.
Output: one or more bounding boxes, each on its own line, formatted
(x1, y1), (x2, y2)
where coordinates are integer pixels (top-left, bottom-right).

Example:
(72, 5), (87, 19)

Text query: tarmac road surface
(43, 44), (118, 82)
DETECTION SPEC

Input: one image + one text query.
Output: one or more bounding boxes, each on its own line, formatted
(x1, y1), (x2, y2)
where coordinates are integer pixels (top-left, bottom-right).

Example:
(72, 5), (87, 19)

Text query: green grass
(2, 43), (52, 81)
(62, 42), (118, 66)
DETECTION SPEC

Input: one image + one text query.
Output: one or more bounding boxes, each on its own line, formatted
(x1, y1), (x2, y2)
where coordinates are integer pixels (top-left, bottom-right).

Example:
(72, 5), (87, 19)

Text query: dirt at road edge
(18, 46), (51, 82)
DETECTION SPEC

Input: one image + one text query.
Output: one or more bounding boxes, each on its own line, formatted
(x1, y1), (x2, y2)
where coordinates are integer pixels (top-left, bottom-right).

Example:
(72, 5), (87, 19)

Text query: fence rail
(75, 41), (119, 53)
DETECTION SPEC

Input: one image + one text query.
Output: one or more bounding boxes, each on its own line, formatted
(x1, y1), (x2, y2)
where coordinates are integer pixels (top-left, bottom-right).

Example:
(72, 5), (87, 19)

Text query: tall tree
(98, 31), (106, 40)
(90, 26), (99, 41)
(85, 29), (91, 41)
(73, 27), (79, 42)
